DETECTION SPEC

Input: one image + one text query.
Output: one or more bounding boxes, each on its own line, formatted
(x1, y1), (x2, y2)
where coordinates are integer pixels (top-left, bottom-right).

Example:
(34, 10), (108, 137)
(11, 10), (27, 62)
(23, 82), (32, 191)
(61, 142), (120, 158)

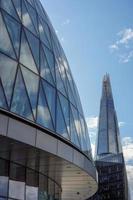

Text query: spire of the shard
(96, 74), (122, 159)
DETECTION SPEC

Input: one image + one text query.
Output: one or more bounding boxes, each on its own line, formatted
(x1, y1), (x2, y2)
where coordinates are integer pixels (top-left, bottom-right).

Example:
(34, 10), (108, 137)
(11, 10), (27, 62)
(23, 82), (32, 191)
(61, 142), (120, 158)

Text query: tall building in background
(89, 74), (128, 200)
(0, 0), (97, 199)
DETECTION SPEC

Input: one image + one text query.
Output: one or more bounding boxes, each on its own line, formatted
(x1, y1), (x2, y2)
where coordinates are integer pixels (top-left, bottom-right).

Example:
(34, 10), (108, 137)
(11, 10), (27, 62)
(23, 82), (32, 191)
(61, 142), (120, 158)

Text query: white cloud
(122, 137), (133, 164)
(119, 121), (126, 127)
(117, 28), (133, 44)
(86, 116), (98, 130)
(86, 117), (98, 157)
(62, 19), (70, 26)
(109, 28), (133, 63)
(109, 44), (119, 51)
(119, 50), (133, 63)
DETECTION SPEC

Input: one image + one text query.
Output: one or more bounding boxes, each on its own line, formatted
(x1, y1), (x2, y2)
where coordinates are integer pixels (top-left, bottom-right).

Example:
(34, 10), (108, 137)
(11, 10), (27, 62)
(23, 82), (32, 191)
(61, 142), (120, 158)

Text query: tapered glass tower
(89, 74), (128, 200)
(0, 0), (97, 199)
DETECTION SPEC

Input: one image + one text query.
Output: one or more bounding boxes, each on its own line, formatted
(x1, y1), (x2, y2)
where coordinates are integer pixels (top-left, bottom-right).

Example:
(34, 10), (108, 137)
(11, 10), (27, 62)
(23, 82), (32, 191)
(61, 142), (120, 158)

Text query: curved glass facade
(0, 158), (61, 200)
(0, 0), (91, 158)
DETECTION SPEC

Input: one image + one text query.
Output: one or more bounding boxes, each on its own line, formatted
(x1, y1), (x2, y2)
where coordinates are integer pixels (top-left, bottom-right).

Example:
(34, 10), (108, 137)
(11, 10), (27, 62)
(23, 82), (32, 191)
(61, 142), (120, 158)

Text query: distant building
(89, 75), (128, 200)
(0, 0), (97, 199)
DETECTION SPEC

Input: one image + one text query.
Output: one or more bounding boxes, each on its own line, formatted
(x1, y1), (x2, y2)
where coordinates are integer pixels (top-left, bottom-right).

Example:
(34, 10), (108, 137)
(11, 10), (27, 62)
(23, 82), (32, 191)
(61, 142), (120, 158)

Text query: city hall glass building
(89, 75), (128, 200)
(0, 0), (97, 200)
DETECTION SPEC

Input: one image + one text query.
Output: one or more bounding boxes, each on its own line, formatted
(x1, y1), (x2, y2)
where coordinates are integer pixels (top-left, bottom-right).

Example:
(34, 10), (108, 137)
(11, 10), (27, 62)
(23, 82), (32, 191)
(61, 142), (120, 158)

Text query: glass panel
(42, 80), (55, 126)
(0, 81), (8, 109)
(55, 62), (67, 97)
(1, 0), (19, 21)
(70, 108), (80, 148)
(48, 179), (54, 198)
(9, 180), (25, 200)
(0, 13), (16, 58)
(39, 174), (48, 200)
(26, 168), (38, 187)
(3, 12), (21, 57)
(56, 96), (69, 139)
(25, 1), (38, 34)
(38, 17), (51, 49)
(21, 66), (39, 118)
(42, 45), (55, 81)
(26, 186), (38, 200)
(10, 162), (25, 182)
(20, 30), (38, 74)
(11, 68), (34, 120)
(71, 105), (86, 151)
(25, 29), (39, 69)
(22, 0), (37, 35)
(12, 0), (21, 19)
(40, 45), (54, 86)
(37, 84), (54, 130)
(0, 53), (17, 106)
(59, 93), (70, 134)
(67, 79), (76, 106)
(0, 176), (8, 197)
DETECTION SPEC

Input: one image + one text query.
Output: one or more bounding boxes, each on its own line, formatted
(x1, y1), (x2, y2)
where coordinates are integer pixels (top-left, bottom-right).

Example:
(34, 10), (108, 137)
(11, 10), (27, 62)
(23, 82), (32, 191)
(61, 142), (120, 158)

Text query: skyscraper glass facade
(0, 0), (91, 158)
(89, 75), (128, 200)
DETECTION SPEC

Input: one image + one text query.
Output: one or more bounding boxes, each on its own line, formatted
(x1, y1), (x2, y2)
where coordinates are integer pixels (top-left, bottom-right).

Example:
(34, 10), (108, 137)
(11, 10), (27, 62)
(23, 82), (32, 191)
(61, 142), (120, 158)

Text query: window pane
(0, 81), (7, 109)
(42, 80), (55, 126)
(26, 186), (38, 200)
(1, 0), (19, 21)
(22, 1), (36, 35)
(56, 96), (69, 139)
(0, 176), (8, 197)
(40, 46), (54, 86)
(9, 180), (25, 200)
(11, 69), (34, 120)
(21, 66), (39, 118)
(20, 30), (38, 74)
(37, 84), (54, 130)
(0, 13), (15, 58)
(3, 12), (21, 57)
(0, 53), (17, 106)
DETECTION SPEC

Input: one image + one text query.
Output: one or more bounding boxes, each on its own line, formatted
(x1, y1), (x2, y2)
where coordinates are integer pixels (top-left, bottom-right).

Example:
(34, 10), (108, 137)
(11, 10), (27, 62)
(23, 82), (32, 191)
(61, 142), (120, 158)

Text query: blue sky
(41, 0), (133, 197)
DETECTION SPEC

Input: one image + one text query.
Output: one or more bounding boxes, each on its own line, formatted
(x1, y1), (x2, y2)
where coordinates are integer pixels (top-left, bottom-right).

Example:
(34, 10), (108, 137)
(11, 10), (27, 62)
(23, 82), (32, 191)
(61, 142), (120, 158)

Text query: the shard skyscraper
(89, 74), (128, 200)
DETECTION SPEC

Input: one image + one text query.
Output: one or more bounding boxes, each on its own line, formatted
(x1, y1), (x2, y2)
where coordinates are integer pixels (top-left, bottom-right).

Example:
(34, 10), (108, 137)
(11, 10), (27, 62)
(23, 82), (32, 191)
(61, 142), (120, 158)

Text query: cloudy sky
(41, 0), (133, 197)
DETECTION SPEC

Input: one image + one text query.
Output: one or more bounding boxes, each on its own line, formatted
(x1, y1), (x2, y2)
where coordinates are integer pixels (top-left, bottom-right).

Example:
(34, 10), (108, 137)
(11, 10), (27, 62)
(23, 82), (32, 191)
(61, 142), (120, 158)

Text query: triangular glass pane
(12, 0), (21, 19)
(58, 93), (70, 134)
(55, 63), (67, 97)
(0, 80), (8, 109)
(3, 12), (21, 57)
(20, 30), (38, 74)
(25, 29), (39, 69)
(27, 0), (35, 7)
(67, 79), (76, 105)
(11, 68), (34, 120)
(22, 0), (37, 35)
(42, 80), (55, 126)
(42, 45), (55, 81)
(37, 84), (54, 131)
(25, 0), (38, 34)
(70, 108), (80, 148)
(1, 0), (19, 21)
(40, 46), (54, 85)
(0, 53), (17, 106)
(0, 13), (16, 58)
(21, 65), (39, 118)
(56, 96), (69, 140)
(38, 17), (51, 49)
